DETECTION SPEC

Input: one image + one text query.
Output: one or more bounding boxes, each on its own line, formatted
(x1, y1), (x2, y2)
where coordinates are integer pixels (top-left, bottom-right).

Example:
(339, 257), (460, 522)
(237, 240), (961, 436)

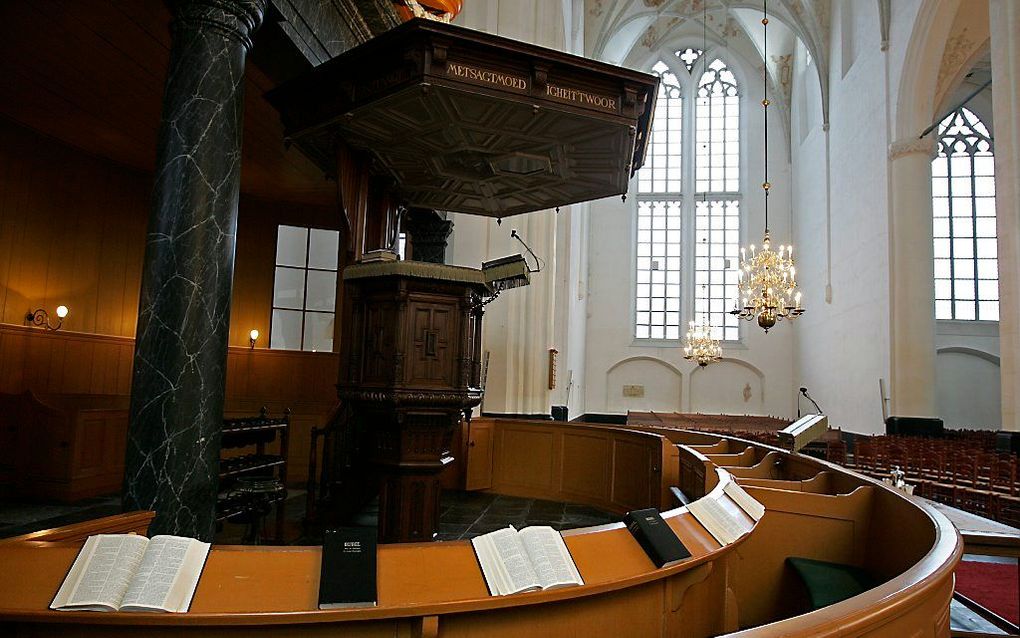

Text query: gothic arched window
(694, 58), (740, 341)
(635, 60), (684, 340)
(932, 107), (997, 321)
(634, 54), (743, 342)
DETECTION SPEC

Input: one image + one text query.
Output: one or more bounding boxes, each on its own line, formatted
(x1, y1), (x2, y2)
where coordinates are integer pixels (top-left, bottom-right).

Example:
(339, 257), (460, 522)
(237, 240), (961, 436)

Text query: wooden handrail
(0, 511), (154, 545)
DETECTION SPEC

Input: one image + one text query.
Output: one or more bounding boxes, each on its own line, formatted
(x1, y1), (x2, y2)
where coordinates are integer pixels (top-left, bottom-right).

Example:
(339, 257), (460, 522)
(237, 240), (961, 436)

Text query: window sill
(936, 319), (999, 337)
(629, 339), (746, 350)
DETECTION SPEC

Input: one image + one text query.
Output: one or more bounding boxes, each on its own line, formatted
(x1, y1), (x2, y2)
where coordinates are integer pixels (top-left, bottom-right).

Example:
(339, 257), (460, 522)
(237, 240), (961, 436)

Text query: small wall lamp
(249, 329), (260, 349)
(26, 305), (68, 331)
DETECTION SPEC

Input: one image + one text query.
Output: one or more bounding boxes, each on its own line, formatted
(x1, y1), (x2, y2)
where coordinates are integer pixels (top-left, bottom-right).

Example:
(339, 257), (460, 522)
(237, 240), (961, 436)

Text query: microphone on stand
(510, 228), (543, 273)
(800, 386), (823, 415)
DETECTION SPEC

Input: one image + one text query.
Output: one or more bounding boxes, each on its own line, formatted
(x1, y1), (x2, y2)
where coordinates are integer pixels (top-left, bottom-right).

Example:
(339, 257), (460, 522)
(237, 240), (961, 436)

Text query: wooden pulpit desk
(0, 421), (961, 638)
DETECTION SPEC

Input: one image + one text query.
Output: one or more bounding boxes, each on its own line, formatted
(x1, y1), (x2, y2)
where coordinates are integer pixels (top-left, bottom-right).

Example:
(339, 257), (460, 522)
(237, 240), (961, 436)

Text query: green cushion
(786, 557), (878, 610)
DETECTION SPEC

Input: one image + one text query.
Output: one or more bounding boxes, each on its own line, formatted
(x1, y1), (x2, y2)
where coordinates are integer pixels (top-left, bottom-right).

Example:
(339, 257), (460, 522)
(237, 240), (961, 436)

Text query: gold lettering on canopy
(545, 84), (618, 111)
(446, 62), (528, 90)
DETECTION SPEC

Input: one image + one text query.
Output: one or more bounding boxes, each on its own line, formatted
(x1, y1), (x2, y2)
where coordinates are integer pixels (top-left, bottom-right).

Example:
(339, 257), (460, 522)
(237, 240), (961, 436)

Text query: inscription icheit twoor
(446, 62), (527, 90)
(546, 84), (618, 111)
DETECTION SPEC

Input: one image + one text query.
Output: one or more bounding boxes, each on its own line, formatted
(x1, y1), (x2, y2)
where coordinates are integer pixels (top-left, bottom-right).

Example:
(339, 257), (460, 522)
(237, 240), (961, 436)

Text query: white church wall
(936, 348), (1001, 429)
(790, 0), (919, 434)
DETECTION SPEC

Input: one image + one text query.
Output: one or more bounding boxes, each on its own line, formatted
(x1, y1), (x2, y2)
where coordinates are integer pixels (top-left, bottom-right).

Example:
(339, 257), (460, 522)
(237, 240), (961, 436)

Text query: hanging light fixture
(731, 0), (804, 332)
(685, 287), (723, 367)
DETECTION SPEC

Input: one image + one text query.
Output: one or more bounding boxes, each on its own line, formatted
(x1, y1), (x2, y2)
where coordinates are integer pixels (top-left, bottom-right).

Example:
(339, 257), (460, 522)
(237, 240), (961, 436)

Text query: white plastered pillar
(991, 0), (1020, 431)
(888, 137), (938, 418)
(449, 0), (568, 417)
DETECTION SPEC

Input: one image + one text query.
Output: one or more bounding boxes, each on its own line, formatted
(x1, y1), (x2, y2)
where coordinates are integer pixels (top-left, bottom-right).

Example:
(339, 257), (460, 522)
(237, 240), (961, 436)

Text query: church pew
(0, 424), (963, 637)
(736, 471), (837, 494)
(705, 446), (757, 468)
(721, 451), (784, 479)
(729, 485), (878, 626)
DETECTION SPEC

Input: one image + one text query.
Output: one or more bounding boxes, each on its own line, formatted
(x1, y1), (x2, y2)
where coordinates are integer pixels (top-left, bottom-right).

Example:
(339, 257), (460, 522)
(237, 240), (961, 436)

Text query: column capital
(169, 0), (267, 51)
(889, 136), (936, 161)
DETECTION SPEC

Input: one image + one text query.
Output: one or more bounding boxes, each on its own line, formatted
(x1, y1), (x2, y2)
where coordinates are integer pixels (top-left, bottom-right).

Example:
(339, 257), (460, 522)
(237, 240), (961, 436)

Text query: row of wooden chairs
(841, 437), (1019, 496)
(913, 481), (1020, 528)
(822, 434), (1020, 527)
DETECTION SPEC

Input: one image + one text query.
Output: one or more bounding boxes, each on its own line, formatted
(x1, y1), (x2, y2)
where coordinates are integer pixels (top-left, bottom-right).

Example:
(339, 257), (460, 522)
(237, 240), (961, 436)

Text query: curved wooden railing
(0, 419), (960, 637)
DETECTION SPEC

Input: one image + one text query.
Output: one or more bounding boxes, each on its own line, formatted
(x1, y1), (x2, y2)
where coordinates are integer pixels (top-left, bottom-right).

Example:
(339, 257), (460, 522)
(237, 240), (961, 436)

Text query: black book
(624, 508), (692, 569)
(318, 527), (378, 609)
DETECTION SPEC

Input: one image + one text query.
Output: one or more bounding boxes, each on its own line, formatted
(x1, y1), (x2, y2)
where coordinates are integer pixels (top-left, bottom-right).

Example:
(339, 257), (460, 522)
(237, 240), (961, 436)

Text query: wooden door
(465, 420), (493, 491)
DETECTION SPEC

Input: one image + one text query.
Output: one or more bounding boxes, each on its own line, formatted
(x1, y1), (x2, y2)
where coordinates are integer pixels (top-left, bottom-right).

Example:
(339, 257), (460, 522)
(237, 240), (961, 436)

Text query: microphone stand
(510, 229), (543, 273)
(800, 387), (822, 415)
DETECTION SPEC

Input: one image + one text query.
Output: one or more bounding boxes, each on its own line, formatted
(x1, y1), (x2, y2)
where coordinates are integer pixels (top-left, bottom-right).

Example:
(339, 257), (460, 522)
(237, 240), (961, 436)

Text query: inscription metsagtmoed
(546, 84), (617, 110)
(446, 62), (527, 90)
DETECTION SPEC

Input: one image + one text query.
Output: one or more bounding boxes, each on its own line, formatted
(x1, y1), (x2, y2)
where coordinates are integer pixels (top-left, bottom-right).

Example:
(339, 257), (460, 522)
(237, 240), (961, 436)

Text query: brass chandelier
(730, 0), (805, 332)
(683, 316), (723, 367)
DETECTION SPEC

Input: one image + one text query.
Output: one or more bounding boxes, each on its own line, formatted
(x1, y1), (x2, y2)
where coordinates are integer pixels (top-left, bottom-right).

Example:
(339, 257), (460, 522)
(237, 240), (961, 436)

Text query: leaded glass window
(636, 201), (683, 340)
(693, 58), (740, 341)
(694, 200), (740, 340)
(633, 54), (744, 343)
(637, 61), (683, 194)
(932, 107), (997, 321)
(696, 58), (740, 193)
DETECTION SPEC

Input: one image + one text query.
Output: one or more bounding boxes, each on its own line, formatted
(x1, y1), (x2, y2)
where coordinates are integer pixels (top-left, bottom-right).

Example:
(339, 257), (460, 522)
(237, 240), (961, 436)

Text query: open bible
(50, 534), (210, 613)
(471, 526), (584, 596)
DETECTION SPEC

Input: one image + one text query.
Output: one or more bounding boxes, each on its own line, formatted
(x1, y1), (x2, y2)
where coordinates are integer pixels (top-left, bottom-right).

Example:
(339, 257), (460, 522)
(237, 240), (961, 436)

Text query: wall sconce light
(26, 305), (68, 331)
(249, 329), (260, 349)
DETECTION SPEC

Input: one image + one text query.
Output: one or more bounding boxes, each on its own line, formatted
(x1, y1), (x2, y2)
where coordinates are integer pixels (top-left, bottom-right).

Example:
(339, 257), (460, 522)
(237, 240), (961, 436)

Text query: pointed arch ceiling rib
(586, 0), (832, 131)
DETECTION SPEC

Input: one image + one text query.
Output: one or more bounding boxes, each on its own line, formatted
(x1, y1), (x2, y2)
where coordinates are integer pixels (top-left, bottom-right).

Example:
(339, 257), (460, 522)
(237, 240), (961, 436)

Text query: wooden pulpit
(338, 262), (486, 542)
(267, 18), (657, 542)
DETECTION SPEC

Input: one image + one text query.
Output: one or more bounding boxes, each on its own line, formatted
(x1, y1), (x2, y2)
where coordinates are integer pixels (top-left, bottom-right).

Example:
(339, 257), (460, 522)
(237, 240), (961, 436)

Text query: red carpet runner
(955, 559), (1019, 625)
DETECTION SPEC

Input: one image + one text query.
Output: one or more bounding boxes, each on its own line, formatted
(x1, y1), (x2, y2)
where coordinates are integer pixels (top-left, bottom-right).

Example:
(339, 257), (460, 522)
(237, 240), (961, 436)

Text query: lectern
(268, 18), (657, 541)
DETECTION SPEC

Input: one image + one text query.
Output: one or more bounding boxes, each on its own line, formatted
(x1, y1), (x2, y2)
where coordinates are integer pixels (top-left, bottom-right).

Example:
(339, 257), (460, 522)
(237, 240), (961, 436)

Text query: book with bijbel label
(318, 527), (378, 609)
(623, 508), (692, 568)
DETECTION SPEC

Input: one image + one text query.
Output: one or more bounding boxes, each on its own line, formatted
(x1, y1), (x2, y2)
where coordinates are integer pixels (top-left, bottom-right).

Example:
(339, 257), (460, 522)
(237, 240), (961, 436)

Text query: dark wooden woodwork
(337, 264), (486, 542)
(267, 18), (658, 218)
(0, 391), (128, 502)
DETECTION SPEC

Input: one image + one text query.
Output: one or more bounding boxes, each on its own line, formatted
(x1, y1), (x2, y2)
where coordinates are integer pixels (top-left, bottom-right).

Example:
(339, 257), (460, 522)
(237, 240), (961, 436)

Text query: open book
(471, 526), (584, 596)
(687, 486), (757, 546)
(50, 534), (210, 613)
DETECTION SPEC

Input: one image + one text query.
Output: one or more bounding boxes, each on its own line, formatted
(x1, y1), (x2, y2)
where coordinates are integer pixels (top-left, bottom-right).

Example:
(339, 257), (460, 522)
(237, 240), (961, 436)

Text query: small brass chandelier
(683, 318), (722, 368)
(731, 0), (805, 332)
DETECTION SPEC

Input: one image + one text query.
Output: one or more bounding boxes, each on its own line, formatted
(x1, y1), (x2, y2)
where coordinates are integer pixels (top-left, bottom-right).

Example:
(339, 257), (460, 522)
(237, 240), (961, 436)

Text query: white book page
(519, 526), (583, 590)
(119, 536), (208, 612)
(51, 534), (149, 611)
(688, 495), (746, 546)
(723, 480), (765, 521)
(471, 527), (540, 596)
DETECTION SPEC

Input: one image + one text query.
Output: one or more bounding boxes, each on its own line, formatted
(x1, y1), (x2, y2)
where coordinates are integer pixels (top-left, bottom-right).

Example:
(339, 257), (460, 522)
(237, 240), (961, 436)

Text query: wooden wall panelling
(560, 430), (610, 503)
(0, 119), (349, 494)
(0, 118), (150, 336)
(0, 118), (340, 349)
(610, 437), (656, 511)
(488, 420), (668, 514)
(0, 326), (339, 489)
(464, 419), (494, 490)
